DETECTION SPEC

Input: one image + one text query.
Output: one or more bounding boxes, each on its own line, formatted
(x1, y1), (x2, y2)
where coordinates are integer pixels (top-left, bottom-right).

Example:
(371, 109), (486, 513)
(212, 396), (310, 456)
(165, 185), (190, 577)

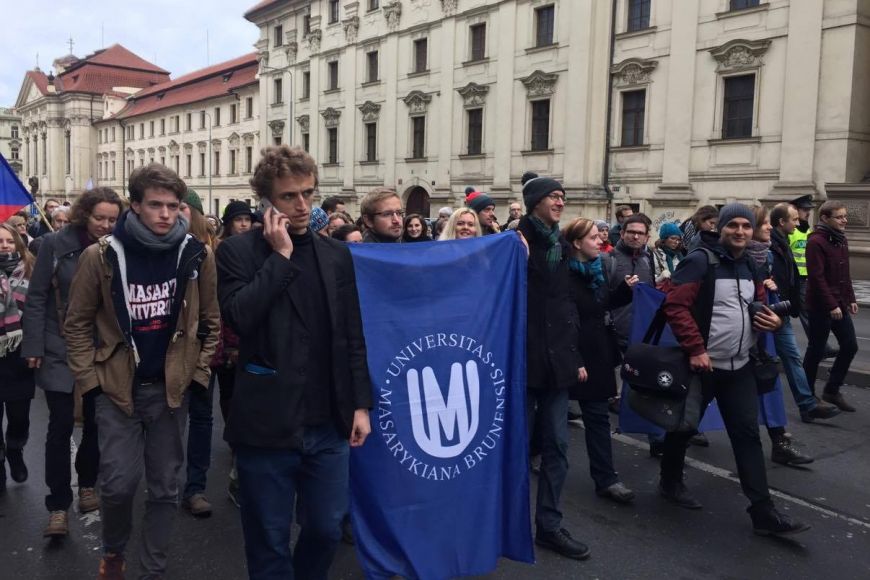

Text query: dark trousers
(236, 424), (349, 580)
(215, 367), (235, 425)
(798, 277), (836, 353)
(803, 309), (859, 395)
(0, 399), (31, 454)
(44, 390), (99, 512)
(577, 399), (619, 492)
(183, 382), (214, 499)
(527, 388), (569, 533)
(661, 364), (771, 508)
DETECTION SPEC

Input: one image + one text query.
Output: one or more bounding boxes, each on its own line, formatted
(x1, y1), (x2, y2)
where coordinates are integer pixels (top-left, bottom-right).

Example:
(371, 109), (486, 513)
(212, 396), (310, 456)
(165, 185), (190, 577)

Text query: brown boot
(78, 487), (100, 513)
(182, 493), (213, 518)
(43, 510), (69, 538)
(97, 553), (126, 580)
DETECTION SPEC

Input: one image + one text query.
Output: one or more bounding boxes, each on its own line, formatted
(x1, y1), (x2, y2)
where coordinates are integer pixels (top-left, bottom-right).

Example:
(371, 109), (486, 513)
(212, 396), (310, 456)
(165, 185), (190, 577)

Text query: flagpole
(33, 202), (55, 234)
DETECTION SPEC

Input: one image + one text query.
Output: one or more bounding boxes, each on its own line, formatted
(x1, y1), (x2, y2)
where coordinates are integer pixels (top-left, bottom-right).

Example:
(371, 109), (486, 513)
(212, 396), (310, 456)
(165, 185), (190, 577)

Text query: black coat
(770, 229), (802, 317)
(518, 217), (582, 390)
(567, 267), (632, 401)
(216, 228), (373, 449)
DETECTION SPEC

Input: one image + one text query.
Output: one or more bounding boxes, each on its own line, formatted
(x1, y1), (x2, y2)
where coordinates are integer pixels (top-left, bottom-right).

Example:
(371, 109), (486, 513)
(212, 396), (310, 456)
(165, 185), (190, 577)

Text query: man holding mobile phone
(216, 145), (372, 579)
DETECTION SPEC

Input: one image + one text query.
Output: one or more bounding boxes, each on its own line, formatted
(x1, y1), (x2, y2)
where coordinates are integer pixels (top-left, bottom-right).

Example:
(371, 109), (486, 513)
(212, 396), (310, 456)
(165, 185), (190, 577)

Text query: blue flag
(348, 233), (535, 579)
(0, 153), (33, 223)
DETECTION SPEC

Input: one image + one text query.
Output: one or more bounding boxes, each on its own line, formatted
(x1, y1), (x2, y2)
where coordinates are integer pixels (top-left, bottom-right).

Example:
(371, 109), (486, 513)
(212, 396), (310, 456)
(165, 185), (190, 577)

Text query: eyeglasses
(373, 210), (405, 219)
(547, 193), (566, 203)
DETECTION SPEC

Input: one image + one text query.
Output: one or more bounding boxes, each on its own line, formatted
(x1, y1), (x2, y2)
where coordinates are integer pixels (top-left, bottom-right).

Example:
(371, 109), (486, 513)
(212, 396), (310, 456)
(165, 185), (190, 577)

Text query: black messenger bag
(620, 307), (692, 399)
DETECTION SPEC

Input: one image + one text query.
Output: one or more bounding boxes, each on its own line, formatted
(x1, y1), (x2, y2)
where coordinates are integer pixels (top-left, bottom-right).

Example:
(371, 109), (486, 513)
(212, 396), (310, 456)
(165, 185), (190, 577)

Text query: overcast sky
(1, 0), (261, 107)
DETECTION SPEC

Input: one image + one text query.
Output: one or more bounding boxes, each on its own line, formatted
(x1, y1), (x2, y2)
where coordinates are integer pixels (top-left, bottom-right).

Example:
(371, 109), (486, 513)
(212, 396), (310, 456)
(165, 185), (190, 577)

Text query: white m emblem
(407, 361), (480, 459)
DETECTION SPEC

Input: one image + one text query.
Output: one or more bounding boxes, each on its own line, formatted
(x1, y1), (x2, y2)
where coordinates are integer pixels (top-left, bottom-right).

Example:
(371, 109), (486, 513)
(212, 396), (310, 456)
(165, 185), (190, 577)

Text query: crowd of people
(0, 144), (860, 579)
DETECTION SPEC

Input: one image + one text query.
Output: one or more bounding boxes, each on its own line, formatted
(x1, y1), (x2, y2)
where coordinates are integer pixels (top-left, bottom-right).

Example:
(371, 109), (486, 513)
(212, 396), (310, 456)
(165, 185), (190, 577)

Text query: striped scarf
(529, 216), (562, 271)
(0, 254), (30, 358)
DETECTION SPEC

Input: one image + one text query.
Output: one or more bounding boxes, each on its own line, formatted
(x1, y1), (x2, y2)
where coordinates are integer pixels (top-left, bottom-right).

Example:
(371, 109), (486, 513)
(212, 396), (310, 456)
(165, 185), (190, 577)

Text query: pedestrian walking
(21, 187), (123, 538)
(64, 164), (220, 579)
(652, 222), (684, 291)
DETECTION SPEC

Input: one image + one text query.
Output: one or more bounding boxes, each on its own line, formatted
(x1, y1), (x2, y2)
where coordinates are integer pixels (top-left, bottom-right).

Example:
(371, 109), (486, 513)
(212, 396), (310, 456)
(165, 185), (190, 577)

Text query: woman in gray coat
(21, 188), (123, 539)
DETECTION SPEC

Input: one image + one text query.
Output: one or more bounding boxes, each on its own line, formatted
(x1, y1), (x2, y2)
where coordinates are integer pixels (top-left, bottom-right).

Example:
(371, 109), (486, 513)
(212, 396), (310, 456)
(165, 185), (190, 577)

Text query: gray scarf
(124, 211), (189, 251)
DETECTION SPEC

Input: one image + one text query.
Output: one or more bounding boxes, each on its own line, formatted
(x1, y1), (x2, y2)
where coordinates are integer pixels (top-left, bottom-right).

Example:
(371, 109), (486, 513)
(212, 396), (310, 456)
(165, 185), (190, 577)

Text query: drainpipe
(602, 0), (618, 221)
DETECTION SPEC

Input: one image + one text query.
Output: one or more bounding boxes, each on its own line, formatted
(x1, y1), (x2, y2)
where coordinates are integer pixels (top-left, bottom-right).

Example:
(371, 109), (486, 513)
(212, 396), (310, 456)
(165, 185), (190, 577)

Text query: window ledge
(715, 3), (769, 20)
(462, 57), (489, 67)
(459, 153), (486, 159)
(324, 88), (341, 95)
(611, 145), (650, 152)
(361, 80), (382, 88)
(408, 70), (430, 78)
(322, 162), (340, 167)
(615, 26), (657, 40)
(404, 157), (428, 163)
(359, 160), (380, 165)
(525, 42), (559, 55)
(270, 102), (284, 108)
(707, 136), (761, 145)
(521, 148), (554, 155)
(299, 96), (310, 102)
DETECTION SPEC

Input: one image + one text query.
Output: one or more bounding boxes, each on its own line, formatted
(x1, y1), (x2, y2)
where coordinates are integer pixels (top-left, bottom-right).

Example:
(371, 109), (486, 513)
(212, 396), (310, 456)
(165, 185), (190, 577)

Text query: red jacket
(805, 229), (855, 313)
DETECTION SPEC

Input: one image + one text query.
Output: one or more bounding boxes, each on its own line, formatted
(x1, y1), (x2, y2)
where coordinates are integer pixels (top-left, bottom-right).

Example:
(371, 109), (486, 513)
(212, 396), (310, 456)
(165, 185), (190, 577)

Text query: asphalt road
(1, 373), (869, 580)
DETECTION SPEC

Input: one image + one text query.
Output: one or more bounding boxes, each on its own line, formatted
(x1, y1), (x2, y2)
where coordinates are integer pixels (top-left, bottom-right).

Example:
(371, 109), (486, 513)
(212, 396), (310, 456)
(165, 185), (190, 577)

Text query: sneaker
(800, 404), (841, 423)
(535, 528), (591, 560)
(750, 505), (811, 537)
(822, 347), (840, 360)
(6, 449), (27, 483)
(78, 487), (100, 513)
(43, 510), (69, 538)
(659, 480), (703, 510)
(596, 482), (635, 504)
(822, 391), (856, 412)
(771, 438), (814, 466)
(183, 493), (213, 518)
(97, 552), (126, 580)
(689, 433), (710, 447)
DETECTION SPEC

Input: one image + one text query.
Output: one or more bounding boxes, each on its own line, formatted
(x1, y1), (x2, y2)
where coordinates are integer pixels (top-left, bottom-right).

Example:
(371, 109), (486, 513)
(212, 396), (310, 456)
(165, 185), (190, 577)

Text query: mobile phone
(259, 198), (289, 226)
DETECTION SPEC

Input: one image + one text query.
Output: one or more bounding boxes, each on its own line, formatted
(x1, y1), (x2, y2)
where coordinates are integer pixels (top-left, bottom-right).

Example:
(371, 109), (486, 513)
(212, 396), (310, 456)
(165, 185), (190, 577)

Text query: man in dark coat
(216, 145), (373, 578)
(517, 171), (590, 561)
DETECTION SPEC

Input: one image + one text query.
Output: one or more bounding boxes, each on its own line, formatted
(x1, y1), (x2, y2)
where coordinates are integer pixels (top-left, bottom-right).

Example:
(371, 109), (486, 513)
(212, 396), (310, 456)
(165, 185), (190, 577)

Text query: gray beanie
(718, 203), (756, 230)
(594, 219), (609, 231)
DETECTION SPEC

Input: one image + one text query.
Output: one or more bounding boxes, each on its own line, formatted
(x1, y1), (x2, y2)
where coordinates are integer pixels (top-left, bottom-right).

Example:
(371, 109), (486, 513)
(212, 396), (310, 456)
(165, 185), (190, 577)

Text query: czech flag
(0, 153), (33, 223)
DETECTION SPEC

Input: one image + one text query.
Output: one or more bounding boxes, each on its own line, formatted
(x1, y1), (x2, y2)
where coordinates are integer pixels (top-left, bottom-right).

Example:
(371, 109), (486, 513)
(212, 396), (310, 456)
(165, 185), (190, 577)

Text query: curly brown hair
(250, 145), (319, 199)
(69, 187), (126, 228)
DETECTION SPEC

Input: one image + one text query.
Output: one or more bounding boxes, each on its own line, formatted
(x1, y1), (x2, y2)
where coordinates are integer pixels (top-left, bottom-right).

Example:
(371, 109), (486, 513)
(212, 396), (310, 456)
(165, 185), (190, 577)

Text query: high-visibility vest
(789, 228), (809, 277)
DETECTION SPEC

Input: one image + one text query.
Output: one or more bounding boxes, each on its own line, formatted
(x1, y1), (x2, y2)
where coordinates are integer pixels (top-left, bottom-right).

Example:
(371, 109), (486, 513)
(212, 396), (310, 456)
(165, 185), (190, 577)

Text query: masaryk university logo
(376, 332), (508, 481)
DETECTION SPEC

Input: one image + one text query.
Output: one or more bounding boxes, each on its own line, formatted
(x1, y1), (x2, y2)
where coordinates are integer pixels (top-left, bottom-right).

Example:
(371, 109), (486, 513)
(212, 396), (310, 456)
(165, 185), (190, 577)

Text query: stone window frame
(529, 0), (558, 50)
(520, 70), (558, 153)
(457, 82), (490, 156)
(358, 101), (382, 163)
(707, 38), (770, 142)
(610, 58), (657, 148)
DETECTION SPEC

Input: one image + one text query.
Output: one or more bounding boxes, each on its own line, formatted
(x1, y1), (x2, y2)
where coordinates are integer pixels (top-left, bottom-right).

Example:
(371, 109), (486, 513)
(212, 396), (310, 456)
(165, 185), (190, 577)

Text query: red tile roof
(79, 44), (170, 74)
(110, 53), (259, 120)
(244, 0), (283, 20)
(24, 70), (50, 96)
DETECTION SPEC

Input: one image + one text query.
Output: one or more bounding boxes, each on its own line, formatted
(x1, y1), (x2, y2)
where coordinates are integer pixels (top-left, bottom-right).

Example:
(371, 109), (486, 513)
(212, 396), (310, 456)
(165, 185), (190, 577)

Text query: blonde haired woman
(438, 208), (482, 240)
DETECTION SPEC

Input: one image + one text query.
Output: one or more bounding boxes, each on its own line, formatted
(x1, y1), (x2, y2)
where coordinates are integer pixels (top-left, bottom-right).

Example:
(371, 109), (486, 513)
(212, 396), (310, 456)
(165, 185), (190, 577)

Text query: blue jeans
(527, 388), (569, 533)
(236, 424), (349, 580)
(773, 317), (816, 413)
(183, 379), (215, 499)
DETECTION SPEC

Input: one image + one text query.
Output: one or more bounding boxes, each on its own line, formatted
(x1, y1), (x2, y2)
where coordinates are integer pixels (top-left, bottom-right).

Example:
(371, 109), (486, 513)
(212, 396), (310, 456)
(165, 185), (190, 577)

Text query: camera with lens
(748, 300), (791, 319)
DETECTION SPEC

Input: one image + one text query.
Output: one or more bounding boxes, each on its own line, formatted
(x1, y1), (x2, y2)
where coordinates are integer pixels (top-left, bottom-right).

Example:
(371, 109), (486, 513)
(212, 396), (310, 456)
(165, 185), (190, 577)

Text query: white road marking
(610, 431), (870, 531)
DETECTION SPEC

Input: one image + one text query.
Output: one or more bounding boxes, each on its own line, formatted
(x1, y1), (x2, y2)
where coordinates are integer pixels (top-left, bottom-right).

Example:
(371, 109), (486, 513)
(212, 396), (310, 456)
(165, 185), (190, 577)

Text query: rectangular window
(621, 89), (646, 147)
(10, 147), (18, 160)
(274, 24), (284, 47)
(160, 156), (165, 166)
(185, 114), (191, 131)
(186, 154), (192, 177)
(173, 156), (179, 174)
(723, 74), (755, 139)
(302, 71), (311, 98)
(327, 127), (338, 163)
(302, 133), (310, 152)
(530, 99), (551, 151)
(412, 116), (425, 159)
(246, 96), (253, 118)
(369, 0), (379, 9)
(149, 121), (154, 137)
(274, 135), (282, 146)
(303, 15), (311, 35)
(414, 39), (428, 73)
(367, 51), (379, 83)
(230, 149), (237, 174)
(10, 126), (18, 139)
(200, 110), (206, 129)
(139, 123), (144, 139)
(467, 108), (483, 155)
(245, 146), (253, 172)
(230, 103), (238, 124)
(535, 5), (555, 47)
(274, 78), (284, 103)
(111, 160), (116, 179)
(213, 150), (220, 175)
(65, 132), (71, 174)
(328, 61), (339, 90)
(730, 0), (760, 10)
(627, 0), (651, 32)
(214, 107), (221, 126)
(470, 24), (486, 61)
(365, 122), (377, 162)
(199, 152), (206, 176)
(112, 127), (116, 141)
(329, 0), (340, 23)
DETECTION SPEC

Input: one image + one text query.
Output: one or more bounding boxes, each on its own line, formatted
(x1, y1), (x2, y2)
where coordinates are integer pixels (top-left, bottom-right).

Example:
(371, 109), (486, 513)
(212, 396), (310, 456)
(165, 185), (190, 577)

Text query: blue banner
(348, 233), (535, 579)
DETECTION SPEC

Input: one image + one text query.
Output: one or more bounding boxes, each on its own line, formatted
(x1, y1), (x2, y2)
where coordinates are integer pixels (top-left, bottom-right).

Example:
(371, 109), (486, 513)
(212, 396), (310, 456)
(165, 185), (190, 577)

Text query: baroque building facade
(0, 108), (23, 177)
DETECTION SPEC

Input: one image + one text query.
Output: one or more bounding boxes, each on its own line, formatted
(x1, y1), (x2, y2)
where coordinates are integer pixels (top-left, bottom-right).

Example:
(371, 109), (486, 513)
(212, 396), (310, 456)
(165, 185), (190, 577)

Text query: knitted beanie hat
(466, 191), (495, 214)
(521, 171), (564, 212)
(309, 206), (329, 232)
(464, 186), (476, 195)
(183, 189), (204, 215)
(718, 203), (756, 230)
(659, 222), (682, 239)
(594, 219), (609, 232)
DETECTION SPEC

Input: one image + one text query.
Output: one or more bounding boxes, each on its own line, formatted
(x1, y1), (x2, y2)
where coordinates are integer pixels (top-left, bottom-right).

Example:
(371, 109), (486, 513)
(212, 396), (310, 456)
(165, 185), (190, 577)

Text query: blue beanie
(659, 222), (682, 240)
(310, 206), (329, 232)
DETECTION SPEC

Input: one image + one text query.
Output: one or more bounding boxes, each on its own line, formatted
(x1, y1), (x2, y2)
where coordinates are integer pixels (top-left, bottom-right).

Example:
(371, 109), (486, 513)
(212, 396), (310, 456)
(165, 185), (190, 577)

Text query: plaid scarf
(529, 216), (562, 271)
(0, 254), (30, 358)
